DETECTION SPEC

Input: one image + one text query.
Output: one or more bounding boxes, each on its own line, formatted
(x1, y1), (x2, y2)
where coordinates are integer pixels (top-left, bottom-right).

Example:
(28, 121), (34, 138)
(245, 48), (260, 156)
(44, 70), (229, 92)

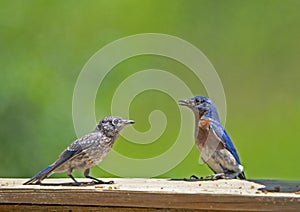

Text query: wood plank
(0, 178), (299, 211)
(0, 205), (209, 212)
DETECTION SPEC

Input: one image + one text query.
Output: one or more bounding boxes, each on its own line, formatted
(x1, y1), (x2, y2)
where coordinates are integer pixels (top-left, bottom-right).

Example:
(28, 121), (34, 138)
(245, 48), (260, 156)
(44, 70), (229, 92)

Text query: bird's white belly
(196, 127), (240, 174)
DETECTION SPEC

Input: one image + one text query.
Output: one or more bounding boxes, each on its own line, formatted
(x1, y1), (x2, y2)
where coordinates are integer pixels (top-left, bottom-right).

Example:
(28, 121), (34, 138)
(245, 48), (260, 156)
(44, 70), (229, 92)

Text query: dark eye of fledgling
(112, 119), (119, 125)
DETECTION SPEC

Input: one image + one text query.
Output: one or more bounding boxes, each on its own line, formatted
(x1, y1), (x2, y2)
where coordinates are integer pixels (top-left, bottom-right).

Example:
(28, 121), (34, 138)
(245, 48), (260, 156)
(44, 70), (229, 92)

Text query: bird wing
(54, 133), (101, 166)
(23, 145), (93, 185)
(23, 133), (100, 185)
(209, 120), (241, 164)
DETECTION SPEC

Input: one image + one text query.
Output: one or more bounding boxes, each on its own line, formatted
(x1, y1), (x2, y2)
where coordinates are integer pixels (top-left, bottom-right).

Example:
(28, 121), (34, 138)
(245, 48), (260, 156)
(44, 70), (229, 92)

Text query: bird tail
(238, 171), (246, 180)
(23, 163), (57, 185)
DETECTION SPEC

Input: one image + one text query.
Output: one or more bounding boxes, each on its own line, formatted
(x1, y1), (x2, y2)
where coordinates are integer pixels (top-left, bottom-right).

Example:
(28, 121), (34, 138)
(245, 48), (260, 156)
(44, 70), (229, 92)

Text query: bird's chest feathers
(195, 119), (211, 146)
(195, 119), (224, 161)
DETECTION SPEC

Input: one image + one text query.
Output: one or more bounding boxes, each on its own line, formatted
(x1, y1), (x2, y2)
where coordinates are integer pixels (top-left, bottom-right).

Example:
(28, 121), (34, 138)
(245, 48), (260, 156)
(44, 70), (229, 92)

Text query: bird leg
(84, 169), (114, 184)
(67, 172), (81, 185)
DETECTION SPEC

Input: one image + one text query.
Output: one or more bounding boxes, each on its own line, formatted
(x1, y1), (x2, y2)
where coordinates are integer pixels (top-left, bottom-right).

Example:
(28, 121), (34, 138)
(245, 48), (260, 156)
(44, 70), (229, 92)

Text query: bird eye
(194, 98), (200, 103)
(112, 119), (119, 125)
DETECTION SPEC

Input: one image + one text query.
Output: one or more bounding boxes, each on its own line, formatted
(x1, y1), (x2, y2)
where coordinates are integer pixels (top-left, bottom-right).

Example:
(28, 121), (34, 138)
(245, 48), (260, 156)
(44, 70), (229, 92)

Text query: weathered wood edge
(0, 178), (299, 211)
(1, 189), (300, 211)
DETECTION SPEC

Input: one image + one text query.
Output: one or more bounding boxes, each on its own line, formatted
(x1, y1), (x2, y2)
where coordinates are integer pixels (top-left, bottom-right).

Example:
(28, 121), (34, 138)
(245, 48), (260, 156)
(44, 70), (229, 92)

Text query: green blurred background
(1, 0), (299, 180)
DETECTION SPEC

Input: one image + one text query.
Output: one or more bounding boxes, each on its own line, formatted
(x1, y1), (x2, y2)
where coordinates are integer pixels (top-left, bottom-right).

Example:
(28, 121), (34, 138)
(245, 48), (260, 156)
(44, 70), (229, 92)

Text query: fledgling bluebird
(179, 96), (246, 180)
(23, 116), (134, 185)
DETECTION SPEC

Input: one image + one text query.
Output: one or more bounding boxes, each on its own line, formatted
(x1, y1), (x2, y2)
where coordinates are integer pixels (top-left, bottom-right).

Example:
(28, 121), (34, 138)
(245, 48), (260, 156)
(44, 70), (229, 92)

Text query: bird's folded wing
(53, 134), (98, 167)
(209, 120), (241, 164)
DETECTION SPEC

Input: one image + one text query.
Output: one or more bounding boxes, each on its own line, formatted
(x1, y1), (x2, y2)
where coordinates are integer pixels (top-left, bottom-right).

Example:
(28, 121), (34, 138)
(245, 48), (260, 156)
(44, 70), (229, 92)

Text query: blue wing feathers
(209, 120), (241, 164)
(23, 149), (81, 185)
(23, 163), (56, 185)
(33, 164), (56, 179)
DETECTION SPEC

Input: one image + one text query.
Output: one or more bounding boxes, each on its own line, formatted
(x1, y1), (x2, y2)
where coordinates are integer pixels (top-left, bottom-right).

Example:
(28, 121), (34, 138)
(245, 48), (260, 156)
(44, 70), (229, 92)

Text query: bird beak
(178, 99), (192, 107)
(124, 119), (135, 125)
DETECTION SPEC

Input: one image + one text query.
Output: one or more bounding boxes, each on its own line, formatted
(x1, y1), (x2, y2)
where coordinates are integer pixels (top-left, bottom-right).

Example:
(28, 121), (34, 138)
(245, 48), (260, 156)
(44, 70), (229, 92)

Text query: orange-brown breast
(196, 119), (211, 148)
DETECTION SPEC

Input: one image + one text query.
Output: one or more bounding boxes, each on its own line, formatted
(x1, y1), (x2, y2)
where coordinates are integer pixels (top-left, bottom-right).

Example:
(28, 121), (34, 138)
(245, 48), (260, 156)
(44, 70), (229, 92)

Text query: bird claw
(71, 181), (84, 186)
(183, 175), (204, 181)
(71, 180), (114, 186)
(185, 174), (226, 181)
(190, 175), (200, 180)
(92, 180), (114, 185)
(190, 175), (204, 180)
(205, 173), (227, 180)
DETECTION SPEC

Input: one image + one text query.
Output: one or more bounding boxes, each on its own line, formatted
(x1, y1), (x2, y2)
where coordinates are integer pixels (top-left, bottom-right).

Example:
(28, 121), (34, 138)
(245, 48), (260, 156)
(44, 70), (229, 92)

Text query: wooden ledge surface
(0, 178), (300, 211)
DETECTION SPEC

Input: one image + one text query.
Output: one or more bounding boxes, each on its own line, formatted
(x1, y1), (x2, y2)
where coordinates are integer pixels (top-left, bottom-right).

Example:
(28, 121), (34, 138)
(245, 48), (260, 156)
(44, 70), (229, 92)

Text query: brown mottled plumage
(23, 116), (134, 185)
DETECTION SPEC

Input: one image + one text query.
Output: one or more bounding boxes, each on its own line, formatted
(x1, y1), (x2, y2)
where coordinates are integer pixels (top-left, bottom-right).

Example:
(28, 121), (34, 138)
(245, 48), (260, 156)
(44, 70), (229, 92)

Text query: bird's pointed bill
(179, 99), (192, 107)
(124, 119), (135, 125)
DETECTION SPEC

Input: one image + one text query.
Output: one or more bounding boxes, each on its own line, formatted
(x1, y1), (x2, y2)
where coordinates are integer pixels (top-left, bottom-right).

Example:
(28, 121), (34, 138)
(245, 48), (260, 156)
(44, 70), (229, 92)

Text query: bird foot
(190, 175), (200, 180)
(84, 175), (114, 184)
(92, 180), (114, 185)
(71, 180), (114, 186)
(183, 175), (204, 181)
(190, 175), (204, 180)
(205, 173), (227, 180)
(71, 181), (83, 186)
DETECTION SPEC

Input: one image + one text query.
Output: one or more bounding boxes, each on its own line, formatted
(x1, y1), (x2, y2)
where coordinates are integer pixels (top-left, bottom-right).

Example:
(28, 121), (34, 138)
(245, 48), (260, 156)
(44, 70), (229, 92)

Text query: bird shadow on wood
(37, 181), (114, 187)
(170, 177), (300, 193)
(250, 179), (300, 193)
(169, 175), (215, 182)
(170, 174), (228, 181)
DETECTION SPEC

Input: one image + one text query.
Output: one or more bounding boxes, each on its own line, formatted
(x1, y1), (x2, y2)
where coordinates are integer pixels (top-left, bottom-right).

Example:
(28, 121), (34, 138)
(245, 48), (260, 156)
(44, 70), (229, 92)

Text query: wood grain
(0, 178), (299, 211)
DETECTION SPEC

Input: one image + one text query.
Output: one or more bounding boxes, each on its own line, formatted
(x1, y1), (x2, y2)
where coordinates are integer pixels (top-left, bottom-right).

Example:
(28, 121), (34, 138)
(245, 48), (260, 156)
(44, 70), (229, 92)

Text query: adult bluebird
(24, 116), (134, 185)
(179, 96), (246, 179)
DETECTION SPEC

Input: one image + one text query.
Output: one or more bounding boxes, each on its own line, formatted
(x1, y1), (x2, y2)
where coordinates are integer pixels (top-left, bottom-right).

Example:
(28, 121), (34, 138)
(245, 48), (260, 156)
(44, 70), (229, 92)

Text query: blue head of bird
(179, 96), (220, 122)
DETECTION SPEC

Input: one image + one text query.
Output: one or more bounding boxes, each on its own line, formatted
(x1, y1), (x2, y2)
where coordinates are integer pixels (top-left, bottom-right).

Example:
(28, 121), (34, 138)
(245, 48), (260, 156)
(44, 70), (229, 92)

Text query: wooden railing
(0, 178), (299, 211)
